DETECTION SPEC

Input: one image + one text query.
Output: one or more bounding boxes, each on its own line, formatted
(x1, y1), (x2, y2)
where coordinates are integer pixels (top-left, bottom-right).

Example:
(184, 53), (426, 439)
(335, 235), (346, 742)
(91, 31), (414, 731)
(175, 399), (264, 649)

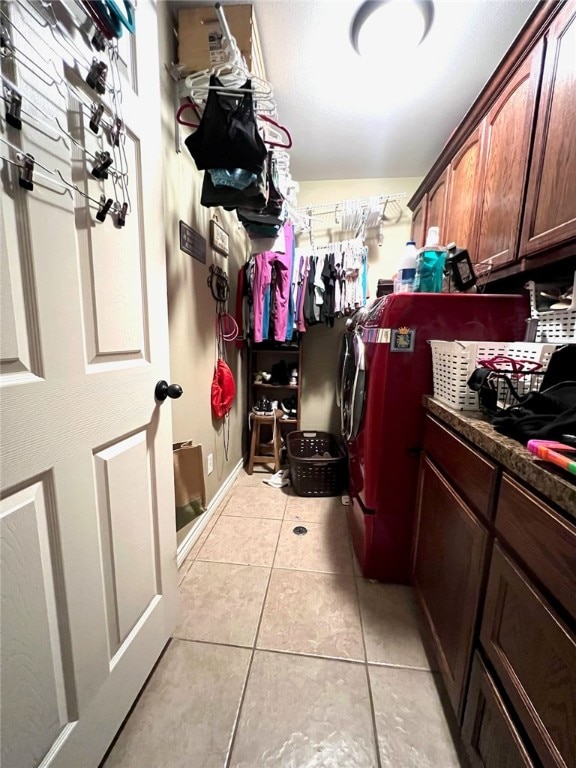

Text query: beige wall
(158, 7), (248, 505)
(296, 177), (422, 434)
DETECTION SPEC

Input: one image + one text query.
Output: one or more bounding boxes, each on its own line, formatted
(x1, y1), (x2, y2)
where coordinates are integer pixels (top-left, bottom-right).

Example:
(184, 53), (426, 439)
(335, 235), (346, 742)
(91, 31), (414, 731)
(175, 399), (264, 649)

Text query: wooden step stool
(248, 412), (282, 474)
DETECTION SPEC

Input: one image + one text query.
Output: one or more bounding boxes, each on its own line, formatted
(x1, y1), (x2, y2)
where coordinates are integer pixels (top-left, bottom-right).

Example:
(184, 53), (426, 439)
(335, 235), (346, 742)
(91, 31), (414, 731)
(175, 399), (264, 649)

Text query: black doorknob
(155, 380), (183, 402)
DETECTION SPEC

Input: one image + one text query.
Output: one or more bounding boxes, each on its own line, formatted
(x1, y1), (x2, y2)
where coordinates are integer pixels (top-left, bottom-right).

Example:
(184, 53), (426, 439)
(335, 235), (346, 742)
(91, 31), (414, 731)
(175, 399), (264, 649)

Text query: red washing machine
(338, 292), (527, 583)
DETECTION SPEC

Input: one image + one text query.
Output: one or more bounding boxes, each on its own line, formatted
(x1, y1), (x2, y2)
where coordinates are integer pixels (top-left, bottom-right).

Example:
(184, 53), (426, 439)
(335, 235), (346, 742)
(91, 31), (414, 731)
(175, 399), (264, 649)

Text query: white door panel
(0, 2), (177, 766)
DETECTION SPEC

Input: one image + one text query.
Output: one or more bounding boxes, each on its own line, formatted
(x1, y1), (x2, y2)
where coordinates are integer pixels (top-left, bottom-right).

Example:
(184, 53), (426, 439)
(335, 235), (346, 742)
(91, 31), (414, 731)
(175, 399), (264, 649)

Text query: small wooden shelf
(253, 383), (298, 389)
(248, 343), (302, 437)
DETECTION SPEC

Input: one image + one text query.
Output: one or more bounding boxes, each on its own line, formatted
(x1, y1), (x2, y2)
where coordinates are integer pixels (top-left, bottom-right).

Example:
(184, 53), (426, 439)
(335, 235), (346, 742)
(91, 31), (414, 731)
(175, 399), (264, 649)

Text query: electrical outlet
(207, 453), (214, 475)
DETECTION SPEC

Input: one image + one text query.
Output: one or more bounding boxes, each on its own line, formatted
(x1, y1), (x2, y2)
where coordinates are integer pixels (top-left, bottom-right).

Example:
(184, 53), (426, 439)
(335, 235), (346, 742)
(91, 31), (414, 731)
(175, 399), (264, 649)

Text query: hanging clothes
(296, 238), (368, 323)
(184, 76), (267, 174)
(296, 255), (309, 333)
(238, 233), (365, 342)
(252, 223), (293, 342)
(201, 154), (268, 211)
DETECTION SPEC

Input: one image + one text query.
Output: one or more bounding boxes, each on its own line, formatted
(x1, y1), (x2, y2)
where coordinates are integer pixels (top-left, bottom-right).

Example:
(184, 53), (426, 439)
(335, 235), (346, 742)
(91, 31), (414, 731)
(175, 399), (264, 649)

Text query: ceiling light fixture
(351, 0), (434, 58)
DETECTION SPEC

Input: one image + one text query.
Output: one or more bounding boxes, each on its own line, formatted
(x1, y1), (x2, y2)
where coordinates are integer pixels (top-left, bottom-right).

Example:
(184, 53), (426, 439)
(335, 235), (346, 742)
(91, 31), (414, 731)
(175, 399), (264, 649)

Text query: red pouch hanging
(211, 359), (236, 420)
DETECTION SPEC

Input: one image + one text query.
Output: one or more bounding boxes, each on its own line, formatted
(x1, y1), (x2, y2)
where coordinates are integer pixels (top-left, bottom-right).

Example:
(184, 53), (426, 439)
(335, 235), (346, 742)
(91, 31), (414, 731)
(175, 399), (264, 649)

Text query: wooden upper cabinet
(426, 168), (449, 243)
(444, 127), (483, 258)
(410, 196), (428, 248)
(520, 3), (576, 257)
(476, 46), (543, 268)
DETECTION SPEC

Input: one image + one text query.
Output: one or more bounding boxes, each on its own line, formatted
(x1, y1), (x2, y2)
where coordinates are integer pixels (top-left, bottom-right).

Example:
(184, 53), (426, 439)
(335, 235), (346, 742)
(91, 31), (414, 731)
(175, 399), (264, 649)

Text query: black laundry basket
(287, 431), (348, 497)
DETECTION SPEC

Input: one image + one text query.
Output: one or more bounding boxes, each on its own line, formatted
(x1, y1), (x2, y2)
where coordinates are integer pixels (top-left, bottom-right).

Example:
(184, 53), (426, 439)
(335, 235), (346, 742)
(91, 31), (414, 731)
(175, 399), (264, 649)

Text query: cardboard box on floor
(173, 442), (206, 531)
(178, 4), (266, 77)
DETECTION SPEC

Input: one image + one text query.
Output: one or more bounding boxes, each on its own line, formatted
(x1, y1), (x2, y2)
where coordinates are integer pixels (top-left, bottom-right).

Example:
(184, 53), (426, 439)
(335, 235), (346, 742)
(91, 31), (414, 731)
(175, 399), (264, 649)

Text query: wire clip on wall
(18, 153), (35, 191)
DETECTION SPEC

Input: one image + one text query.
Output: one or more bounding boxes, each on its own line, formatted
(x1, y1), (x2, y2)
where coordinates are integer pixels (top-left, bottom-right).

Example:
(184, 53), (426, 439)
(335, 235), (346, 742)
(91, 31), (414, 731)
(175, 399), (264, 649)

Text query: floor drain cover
(293, 526), (308, 536)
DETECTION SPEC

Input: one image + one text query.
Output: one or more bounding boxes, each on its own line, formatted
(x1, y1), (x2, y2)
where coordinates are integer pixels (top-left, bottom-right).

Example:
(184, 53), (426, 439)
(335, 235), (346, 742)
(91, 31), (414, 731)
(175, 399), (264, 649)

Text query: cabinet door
(462, 655), (535, 768)
(426, 169), (449, 243)
(495, 474), (576, 621)
(476, 46), (543, 268)
(520, 4), (576, 257)
(411, 196), (428, 248)
(444, 127), (483, 258)
(480, 545), (576, 768)
(412, 457), (489, 719)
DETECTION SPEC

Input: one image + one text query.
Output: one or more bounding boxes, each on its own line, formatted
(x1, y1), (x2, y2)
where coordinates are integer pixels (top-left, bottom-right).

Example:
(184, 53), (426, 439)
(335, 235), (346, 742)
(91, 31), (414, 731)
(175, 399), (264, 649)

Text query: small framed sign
(210, 218), (229, 257)
(179, 220), (206, 264)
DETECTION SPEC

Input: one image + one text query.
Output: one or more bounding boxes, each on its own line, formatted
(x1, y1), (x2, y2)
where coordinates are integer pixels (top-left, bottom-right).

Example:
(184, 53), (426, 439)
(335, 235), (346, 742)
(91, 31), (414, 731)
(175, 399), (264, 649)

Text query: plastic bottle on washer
(394, 241), (418, 293)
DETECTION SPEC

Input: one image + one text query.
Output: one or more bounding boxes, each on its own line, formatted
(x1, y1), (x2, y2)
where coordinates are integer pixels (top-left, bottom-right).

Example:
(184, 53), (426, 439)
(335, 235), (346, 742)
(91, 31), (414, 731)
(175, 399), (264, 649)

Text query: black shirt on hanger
(185, 75), (267, 174)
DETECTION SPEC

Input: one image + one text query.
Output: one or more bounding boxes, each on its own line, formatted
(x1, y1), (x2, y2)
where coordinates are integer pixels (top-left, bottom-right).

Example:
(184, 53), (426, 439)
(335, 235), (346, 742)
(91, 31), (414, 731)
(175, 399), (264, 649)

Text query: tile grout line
(349, 528), (383, 768)
(223, 497), (286, 768)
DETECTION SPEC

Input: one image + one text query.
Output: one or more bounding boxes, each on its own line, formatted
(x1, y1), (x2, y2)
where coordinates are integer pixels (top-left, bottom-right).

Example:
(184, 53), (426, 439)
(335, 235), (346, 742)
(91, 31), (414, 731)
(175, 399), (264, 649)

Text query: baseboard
(176, 457), (244, 567)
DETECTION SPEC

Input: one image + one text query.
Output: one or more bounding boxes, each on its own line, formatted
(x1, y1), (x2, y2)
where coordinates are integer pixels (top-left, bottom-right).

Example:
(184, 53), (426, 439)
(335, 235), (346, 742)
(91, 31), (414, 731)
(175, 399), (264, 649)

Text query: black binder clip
(110, 117), (123, 147)
(91, 151), (113, 179)
(4, 87), (22, 130)
(91, 29), (107, 53)
(89, 103), (104, 134)
(18, 153), (35, 191)
(117, 202), (128, 227)
(96, 195), (113, 222)
(86, 59), (108, 95)
(1, 22), (13, 56)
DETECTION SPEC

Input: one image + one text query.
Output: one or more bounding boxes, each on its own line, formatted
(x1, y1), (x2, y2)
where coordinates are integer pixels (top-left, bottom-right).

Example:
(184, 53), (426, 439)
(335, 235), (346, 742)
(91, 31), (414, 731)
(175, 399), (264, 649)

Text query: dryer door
(338, 332), (353, 436)
(342, 332), (367, 442)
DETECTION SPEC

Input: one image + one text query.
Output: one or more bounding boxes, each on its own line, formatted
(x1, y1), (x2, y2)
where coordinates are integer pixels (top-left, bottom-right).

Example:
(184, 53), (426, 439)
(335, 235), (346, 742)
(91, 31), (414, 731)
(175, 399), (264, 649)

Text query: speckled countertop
(424, 397), (576, 521)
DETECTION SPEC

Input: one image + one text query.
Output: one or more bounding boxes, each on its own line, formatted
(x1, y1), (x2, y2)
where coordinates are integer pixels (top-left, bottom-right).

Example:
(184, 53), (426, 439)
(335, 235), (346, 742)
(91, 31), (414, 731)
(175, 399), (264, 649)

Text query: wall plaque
(179, 220), (206, 264)
(210, 218), (229, 256)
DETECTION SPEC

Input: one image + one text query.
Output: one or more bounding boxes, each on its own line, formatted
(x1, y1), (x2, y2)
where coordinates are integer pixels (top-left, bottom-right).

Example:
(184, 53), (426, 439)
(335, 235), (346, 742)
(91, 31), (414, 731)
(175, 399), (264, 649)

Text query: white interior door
(0, 2), (178, 766)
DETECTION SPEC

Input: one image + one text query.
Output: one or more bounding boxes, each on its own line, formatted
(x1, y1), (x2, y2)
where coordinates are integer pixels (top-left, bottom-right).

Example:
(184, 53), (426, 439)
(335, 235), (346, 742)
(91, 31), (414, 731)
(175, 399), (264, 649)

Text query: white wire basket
(430, 341), (559, 411)
(527, 270), (576, 343)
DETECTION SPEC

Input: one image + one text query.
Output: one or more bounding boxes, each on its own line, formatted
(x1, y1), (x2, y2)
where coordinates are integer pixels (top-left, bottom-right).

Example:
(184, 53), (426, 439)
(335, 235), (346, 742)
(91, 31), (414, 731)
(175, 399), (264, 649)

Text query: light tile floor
(103, 469), (465, 768)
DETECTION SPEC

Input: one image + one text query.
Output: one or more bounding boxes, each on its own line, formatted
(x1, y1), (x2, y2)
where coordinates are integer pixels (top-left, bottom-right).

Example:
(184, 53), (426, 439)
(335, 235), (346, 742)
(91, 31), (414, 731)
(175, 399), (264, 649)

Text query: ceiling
(175, 0), (540, 181)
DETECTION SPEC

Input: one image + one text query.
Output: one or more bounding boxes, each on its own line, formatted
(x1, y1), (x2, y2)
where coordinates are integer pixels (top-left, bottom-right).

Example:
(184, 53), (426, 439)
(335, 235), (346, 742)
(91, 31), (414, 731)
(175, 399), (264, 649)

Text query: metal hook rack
(1, 0), (133, 214)
(0, 147), (125, 222)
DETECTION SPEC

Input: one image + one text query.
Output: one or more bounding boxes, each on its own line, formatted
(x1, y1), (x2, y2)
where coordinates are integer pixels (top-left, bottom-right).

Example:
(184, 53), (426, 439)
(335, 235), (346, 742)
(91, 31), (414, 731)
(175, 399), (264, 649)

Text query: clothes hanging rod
(296, 193), (407, 216)
(214, 3), (234, 50)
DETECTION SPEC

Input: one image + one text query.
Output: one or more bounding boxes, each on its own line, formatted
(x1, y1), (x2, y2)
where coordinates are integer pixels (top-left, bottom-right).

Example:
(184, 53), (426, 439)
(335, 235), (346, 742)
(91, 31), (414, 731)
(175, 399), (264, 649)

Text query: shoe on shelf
(271, 360), (289, 386)
(281, 396), (298, 419)
(255, 371), (272, 384)
(253, 397), (273, 415)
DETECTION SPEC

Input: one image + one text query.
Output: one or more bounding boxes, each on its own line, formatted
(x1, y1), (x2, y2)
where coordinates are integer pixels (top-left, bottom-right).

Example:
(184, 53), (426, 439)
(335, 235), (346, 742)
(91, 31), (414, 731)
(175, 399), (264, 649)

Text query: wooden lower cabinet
(414, 414), (576, 768)
(423, 416), (498, 522)
(462, 655), (535, 768)
(480, 545), (576, 768)
(412, 456), (488, 718)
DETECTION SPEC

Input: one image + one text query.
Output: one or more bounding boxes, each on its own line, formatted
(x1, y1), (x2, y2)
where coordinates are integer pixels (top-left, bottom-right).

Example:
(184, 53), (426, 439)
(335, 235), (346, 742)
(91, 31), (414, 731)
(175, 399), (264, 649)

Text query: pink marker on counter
(527, 440), (576, 477)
